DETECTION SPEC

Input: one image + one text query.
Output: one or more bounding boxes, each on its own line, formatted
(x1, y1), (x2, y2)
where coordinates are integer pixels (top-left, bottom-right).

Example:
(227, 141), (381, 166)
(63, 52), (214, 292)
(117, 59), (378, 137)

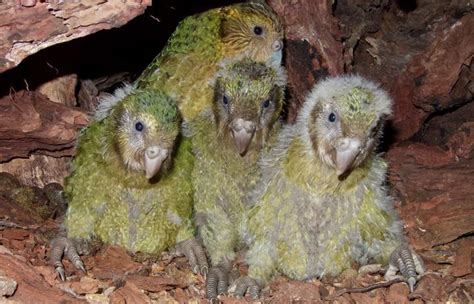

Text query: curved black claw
(385, 244), (425, 292)
(173, 238), (209, 276)
(50, 237), (86, 281)
(206, 262), (232, 301)
(230, 275), (261, 300)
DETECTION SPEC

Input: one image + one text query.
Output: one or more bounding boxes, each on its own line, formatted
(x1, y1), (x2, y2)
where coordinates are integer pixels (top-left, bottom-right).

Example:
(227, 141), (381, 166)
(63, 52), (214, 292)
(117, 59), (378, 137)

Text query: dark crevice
(0, 0), (240, 98)
(433, 231), (474, 248)
(396, 0), (417, 13)
(331, 0), (338, 15)
(377, 120), (398, 153)
(413, 99), (474, 144)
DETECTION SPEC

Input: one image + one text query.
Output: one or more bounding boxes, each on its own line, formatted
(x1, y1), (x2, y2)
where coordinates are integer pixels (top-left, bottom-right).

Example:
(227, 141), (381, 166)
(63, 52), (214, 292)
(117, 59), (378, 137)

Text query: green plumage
(136, 2), (283, 121)
(243, 75), (402, 284)
(192, 115), (262, 264)
(191, 58), (286, 266)
(64, 86), (194, 254)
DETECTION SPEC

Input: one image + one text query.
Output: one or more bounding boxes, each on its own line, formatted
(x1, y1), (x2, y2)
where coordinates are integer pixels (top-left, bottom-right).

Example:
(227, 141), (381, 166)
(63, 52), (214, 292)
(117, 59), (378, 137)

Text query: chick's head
(213, 57), (286, 156)
(221, 1), (283, 66)
(302, 75), (392, 177)
(114, 89), (180, 179)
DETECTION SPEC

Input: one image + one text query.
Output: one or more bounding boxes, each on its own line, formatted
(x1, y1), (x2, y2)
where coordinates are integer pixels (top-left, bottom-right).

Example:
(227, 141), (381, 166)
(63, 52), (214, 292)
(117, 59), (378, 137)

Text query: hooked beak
(144, 146), (169, 179)
(267, 41), (283, 67)
(335, 138), (362, 176)
(231, 118), (256, 156)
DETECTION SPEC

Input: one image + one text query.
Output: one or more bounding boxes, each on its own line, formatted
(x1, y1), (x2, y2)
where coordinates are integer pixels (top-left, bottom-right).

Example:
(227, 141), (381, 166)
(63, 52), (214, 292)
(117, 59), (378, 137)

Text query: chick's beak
(144, 146), (169, 179)
(273, 39), (283, 52)
(268, 39), (283, 66)
(231, 118), (256, 156)
(335, 138), (362, 176)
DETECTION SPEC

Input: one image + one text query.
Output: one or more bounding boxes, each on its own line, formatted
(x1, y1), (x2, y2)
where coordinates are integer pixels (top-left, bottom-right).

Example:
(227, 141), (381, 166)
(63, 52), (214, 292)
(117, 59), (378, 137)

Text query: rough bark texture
(0, 253), (82, 303)
(0, 0), (151, 73)
(0, 73), (80, 187)
(268, 0), (344, 122)
(387, 141), (474, 249)
(0, 155), (71, 188)
(37, 74), (78, 107)
(386, 98), (474, 250)
(0, 91), (89, 163)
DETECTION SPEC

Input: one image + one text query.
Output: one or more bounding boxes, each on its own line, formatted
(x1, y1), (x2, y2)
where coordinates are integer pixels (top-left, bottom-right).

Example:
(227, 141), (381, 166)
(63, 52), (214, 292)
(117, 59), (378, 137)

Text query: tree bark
(0, 0), (151, 73)
(0, 90), (89, 163)
(268, 0), (344, 122)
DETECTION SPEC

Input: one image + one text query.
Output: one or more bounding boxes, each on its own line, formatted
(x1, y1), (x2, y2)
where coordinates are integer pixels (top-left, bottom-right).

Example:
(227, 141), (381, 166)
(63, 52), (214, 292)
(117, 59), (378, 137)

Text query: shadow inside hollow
(0, 0), (240, 98)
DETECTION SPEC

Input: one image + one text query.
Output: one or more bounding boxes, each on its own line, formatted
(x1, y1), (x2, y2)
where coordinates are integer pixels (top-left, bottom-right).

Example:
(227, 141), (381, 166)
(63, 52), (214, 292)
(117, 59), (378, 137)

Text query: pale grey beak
(268, 49), (283, 67)
(231, 118), (256, 156)
(335, 138), (362, 176)
(267, 39), (283, 67)
(144, 146), (169, 179)
(273, 39), (283, 52)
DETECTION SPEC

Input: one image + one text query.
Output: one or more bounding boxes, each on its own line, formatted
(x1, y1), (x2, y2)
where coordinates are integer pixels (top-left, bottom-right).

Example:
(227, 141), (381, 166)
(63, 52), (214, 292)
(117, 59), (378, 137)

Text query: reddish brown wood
(387, 138), (474, 249)
(0, 253), (82, 303)
(389, 13), (474, 141)
(347, 0), (473, 141)
(268, 0), (344, 122)
(110, 281), (151, 304)
(450, 238), (474, 277)
(0, 0), (151, 73)
(0, 90), (89, 163)
(91, 246), (144, 280)
(126, 275), (187, 293)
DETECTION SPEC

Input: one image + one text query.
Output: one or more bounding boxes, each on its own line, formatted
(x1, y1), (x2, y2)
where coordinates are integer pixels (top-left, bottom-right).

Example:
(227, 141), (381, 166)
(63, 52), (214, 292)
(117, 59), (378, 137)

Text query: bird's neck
(105, 149), (153, 188)
(282, 137), (373, 196)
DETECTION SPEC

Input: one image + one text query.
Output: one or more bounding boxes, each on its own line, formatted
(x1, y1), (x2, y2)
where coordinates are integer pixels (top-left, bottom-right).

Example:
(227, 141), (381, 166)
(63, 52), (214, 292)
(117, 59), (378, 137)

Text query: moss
(9, 187), (53, 220)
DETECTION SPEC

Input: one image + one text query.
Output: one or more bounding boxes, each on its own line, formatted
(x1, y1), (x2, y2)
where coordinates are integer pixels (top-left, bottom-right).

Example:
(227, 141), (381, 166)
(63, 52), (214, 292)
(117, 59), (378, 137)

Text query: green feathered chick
(136, 1), (283, 122)
(190, 57), (286, 299)
(50, 85), (197, 280)
(233, 75), (424, 299)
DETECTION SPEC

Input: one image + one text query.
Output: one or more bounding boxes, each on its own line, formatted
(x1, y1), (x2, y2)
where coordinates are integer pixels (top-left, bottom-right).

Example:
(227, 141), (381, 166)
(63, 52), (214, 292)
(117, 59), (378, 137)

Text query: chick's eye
(328, 112), (337, 123)
(223, 95), (229, 105)
(253, 25), (263, 36)
(262, 99), (271, 108)
(135, 122), (144, 132)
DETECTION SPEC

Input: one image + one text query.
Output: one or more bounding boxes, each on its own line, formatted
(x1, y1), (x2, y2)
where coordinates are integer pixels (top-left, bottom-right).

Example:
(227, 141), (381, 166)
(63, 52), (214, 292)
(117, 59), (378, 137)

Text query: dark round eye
(223, 95), (229, 105)
(262, 99), (270, 108)
(328, 112), (337, 123)
(253, 25), (263, 36)
(135, 122), (144, 132)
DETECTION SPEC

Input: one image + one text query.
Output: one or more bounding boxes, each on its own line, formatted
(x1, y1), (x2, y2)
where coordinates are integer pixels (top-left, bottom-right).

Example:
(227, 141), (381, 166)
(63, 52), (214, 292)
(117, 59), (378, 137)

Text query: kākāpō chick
(50, 85), (207, 280)
(190, 57), (286, 300)
(232, 75), (425, 299)
(135, 1), (283, 122)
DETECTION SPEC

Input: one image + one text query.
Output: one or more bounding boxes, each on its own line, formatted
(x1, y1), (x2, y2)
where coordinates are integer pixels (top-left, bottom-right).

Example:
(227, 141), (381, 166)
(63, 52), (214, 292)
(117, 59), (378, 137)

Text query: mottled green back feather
(135, 2), (283, 121)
